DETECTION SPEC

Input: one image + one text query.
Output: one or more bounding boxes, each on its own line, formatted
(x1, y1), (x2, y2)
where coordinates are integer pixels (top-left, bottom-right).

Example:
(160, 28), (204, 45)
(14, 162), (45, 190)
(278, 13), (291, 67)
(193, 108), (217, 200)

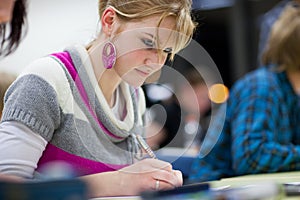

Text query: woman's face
(112, 15), (176, 87)
(0, 0), (15, 24)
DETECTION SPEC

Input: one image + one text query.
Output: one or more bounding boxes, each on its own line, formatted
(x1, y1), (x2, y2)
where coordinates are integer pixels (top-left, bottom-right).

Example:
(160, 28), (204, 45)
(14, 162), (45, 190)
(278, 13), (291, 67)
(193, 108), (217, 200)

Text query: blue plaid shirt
(188, 67), (300, 182)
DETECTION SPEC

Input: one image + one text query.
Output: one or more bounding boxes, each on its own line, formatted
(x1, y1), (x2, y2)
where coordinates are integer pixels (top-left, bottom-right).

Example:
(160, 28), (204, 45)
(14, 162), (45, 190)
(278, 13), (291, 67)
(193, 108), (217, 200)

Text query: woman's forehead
(119, 19), (177, 43)
(119, 15), (176, 32)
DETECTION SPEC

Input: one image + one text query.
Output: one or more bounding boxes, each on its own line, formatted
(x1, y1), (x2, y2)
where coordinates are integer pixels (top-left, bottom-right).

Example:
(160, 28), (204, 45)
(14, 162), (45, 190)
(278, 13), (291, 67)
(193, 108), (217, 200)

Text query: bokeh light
(208, 83), (229, 104)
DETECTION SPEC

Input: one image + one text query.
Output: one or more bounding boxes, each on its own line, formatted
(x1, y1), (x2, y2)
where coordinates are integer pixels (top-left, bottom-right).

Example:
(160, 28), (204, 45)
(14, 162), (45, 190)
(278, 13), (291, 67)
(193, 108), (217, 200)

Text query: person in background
(0, 0), (27, 183)
(0, 0), (27, 117)
(0, 0), (27, 57)
(0, 0), (196, 198)
(0, 71), (16, 118)
(257, 0), (300, 66)
(175, 67), (211, 149)
(189, 3), (300, 182)
(146, 66), (212, 151)
(145, 114), (168, 151)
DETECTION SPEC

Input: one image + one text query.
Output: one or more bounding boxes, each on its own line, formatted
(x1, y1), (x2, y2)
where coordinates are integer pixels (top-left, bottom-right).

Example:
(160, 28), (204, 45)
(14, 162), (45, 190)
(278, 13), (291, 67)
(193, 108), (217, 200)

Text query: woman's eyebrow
(142, 32), (156, 41)
(142, 32), (173, 51)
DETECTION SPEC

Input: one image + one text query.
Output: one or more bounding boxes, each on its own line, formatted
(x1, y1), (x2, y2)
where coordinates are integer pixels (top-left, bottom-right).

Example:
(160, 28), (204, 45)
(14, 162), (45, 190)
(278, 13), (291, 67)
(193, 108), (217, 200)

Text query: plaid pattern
(189, 67), (300, 182)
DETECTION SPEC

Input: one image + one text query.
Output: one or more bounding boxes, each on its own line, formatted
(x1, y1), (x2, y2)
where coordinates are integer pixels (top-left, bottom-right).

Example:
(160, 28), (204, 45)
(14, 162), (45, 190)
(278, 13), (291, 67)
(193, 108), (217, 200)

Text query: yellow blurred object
(208, 84), (229, 104)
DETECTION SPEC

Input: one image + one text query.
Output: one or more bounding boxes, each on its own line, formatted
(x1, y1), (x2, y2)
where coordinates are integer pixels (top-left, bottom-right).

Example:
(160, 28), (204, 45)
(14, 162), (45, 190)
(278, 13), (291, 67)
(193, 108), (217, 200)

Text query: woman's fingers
(146, 158), (173, 172)
(152, 169), (183, 188)
(121, 158), (173, 174)
(152, 179), (176, 191)
(173, 170), (183, 185)
(140, 159), (183, 188)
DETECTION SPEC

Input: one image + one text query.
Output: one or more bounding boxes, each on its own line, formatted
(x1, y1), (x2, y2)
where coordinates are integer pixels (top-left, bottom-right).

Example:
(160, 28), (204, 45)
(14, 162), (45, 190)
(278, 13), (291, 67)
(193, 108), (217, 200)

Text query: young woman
(0, 0), (196, 197)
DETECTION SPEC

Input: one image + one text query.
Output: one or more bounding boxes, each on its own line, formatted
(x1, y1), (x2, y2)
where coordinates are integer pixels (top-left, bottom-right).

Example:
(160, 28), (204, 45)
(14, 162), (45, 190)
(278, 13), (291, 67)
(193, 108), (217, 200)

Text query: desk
(93, 172), (300, 200)
(211, 171), (300, 188)
(210, 171), (300, 200)
(90, 197), (140, 200)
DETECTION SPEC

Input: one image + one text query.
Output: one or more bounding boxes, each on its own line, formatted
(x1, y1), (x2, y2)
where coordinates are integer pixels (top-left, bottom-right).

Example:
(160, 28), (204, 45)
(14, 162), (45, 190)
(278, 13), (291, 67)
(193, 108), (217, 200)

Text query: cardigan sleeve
(1, 57), (67, 141)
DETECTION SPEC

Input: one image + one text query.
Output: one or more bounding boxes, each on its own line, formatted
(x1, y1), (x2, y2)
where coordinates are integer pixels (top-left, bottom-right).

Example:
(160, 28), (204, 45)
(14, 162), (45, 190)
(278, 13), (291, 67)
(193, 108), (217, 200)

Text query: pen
(136, 135), (157, 159)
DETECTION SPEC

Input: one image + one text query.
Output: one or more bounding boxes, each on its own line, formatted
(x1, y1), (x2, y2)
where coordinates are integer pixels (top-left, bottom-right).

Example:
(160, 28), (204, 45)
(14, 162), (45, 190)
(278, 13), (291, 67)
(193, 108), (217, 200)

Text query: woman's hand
(117, 158), (183, 195)
(81, 158), (183, 198)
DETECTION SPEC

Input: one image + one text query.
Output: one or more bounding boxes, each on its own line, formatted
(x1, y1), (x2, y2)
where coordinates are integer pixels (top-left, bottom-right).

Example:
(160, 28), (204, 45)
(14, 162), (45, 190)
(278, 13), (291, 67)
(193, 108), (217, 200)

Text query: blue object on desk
(140, 182), (211, 200)
(0, 178), (88, 200)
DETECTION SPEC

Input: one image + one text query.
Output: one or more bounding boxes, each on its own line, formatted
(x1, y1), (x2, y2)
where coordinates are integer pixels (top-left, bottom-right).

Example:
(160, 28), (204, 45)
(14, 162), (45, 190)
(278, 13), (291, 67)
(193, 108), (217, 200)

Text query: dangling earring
(102, 40), (116, 69)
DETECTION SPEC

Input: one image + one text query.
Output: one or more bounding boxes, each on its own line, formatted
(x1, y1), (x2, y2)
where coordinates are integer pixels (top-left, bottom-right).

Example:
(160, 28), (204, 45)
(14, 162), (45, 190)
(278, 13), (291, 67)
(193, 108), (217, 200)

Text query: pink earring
(102, 41), (116, 69)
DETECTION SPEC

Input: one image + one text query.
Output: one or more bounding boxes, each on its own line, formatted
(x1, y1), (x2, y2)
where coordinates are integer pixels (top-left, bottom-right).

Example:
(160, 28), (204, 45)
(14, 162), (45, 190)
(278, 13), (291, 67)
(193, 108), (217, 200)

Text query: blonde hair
(98, 0), (196, 60)
(262, 4), (300, 71)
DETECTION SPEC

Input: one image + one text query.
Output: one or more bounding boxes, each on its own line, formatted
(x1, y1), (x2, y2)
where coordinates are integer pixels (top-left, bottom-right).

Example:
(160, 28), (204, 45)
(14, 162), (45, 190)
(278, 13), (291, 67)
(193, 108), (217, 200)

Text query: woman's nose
(145, 50), (167, 69)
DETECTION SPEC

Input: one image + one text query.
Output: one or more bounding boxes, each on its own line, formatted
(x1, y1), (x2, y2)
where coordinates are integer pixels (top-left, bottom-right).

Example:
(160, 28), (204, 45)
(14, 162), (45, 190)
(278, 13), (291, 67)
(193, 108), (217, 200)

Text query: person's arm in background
(230, 74), (300, 175)
(0, 72), (16, 118)
(188, 104), (233, 183)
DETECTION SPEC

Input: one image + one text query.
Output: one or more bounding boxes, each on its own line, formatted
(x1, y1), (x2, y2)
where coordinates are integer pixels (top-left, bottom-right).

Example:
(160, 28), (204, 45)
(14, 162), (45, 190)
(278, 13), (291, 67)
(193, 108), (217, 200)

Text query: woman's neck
(87, 37), (105, 80)
(99, 70), (121, 107)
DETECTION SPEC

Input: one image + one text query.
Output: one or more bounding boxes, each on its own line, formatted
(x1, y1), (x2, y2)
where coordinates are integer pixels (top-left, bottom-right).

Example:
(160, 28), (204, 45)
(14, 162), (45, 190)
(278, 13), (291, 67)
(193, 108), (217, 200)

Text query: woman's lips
(135, 69), (150, 77)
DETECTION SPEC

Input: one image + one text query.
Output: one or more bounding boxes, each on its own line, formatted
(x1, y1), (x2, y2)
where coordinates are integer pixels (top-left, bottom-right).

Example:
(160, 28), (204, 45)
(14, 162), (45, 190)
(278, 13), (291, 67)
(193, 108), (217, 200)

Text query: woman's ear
(101, 7), (117, 36)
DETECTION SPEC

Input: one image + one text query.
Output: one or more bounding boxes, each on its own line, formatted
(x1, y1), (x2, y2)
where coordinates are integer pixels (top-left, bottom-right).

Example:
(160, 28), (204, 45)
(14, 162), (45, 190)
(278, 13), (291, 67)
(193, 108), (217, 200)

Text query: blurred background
(0, 0), (282, 85)
(0, 0), (99, 75)
(191, 0), (281, 87)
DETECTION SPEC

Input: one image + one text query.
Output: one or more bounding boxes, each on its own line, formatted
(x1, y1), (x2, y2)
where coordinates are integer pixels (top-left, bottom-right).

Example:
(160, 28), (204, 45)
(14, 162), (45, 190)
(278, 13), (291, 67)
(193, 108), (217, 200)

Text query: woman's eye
(163, 48), (172, 54)
(143, 39), (155, 48)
